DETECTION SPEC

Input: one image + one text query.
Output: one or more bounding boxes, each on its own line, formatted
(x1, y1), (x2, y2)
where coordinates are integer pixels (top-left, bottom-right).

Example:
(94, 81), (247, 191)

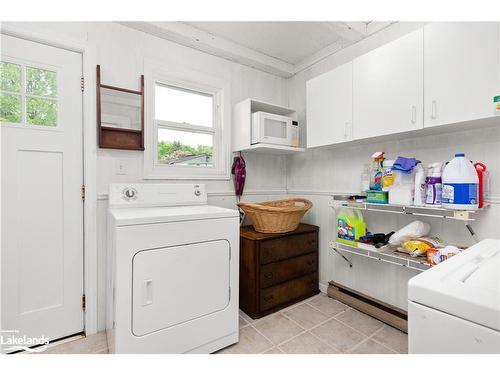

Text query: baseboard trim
(327, 281), (408, 333)
(319, 282), (328, 294)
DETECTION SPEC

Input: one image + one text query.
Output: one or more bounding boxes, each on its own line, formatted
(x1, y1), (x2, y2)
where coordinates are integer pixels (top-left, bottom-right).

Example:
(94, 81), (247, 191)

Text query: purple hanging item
(231, 153), (246, 198)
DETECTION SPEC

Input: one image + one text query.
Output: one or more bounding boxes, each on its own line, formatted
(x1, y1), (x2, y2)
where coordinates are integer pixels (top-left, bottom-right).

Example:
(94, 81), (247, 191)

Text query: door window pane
(0, 93), (22, 123)
(155, 84), (213, 127)
(27, 97), (57, 126)
(26, 67), (57, 97)
(158, 128), (213, 166)
(0, 62), (22, 92)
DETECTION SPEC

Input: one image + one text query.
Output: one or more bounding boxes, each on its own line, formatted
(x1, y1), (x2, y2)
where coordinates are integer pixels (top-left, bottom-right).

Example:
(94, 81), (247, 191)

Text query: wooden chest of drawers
(239, 223), (319, 319)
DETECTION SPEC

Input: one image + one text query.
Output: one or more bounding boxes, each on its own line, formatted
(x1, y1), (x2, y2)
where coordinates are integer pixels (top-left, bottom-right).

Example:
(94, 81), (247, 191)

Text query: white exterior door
(423, 22), (500, 128)
(1, 34), (84, 343)
(306, 61), (353, 147)
(353, 29), (424, 139)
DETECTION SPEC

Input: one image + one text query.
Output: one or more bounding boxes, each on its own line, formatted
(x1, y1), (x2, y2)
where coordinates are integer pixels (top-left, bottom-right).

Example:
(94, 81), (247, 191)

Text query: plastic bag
(400, 237), (444, 257)
(426, 246), (461, 265)
(388, 220), (431, 246)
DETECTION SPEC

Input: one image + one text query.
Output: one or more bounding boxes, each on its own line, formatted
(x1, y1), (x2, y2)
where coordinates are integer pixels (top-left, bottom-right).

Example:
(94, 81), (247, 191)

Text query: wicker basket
(238, 198), (313, 233)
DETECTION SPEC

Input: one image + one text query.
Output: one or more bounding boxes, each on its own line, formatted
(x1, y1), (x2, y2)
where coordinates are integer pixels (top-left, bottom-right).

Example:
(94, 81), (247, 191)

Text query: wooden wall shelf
(96, 65), (145, 150)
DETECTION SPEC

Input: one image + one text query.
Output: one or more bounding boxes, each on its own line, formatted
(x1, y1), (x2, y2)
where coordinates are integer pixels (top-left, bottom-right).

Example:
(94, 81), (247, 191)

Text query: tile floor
(32, 293), (407, 354)
(34, 332), (108, 354)
(218, 293), (408, 354)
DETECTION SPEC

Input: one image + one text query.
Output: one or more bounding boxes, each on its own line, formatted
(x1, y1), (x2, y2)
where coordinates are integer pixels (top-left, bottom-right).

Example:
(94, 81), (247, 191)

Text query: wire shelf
(329, 195), (488, 222)
(329, 241), (432, 272)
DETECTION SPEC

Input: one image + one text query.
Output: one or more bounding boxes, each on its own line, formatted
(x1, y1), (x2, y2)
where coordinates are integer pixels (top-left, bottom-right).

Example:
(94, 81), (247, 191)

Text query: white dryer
(408, 239), (500, 354)
(106, 183), (239, 353)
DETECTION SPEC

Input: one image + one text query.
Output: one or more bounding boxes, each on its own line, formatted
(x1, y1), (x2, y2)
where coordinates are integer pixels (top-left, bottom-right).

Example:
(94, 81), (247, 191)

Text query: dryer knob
(123, 187), (137, 200)
(194, 189), (201, 197)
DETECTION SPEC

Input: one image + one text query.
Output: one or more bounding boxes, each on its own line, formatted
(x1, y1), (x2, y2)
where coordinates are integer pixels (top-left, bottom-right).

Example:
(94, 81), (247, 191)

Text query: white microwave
(251, 111), (299, 147)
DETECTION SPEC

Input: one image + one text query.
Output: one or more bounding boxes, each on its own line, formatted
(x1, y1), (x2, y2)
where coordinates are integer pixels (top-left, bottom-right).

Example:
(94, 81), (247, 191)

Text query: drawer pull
(306, 260), (315, 266)
(264, 272), (274, 279)
(263, 295), (274, 302)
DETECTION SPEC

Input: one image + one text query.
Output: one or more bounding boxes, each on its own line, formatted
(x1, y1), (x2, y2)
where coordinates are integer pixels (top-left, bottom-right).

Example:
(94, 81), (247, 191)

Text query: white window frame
(1, 57), (61, 130)
(144, 59), (231, 180)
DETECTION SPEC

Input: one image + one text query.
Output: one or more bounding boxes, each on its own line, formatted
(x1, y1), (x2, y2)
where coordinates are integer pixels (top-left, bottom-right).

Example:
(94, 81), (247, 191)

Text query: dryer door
(132, 239), (230, 336)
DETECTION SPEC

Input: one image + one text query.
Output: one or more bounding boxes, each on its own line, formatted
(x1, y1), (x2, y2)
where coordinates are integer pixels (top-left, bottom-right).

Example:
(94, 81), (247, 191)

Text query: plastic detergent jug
(442, 153), (479, 210)
(337, 208), (366, 246)
(369, 152), (385, 191)
(474, 162), (489, 208)
(382, 159), (395, 191)
(388, 169), (414, 206)
(414, 164), (426, 206)
(425, 163), (443, 206)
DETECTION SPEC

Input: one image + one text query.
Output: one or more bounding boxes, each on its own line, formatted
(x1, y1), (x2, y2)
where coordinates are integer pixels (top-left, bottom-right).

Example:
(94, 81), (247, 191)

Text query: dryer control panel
(108, 183), (207, 208)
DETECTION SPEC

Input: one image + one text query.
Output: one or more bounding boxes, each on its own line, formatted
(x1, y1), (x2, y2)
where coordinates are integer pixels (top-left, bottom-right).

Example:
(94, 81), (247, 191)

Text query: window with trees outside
(144, 60), (230, 180)
(155, 84), (214, 167)
(1, 61), (58, 127)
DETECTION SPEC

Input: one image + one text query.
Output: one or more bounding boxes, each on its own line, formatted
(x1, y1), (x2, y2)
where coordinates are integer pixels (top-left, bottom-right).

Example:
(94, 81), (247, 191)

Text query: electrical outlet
(116, 160), (127, 175)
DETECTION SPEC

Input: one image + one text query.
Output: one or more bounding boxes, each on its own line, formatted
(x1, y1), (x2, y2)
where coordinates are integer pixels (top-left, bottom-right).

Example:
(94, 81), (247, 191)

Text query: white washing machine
(408, 239), (500, 354)
(106, 183), (240, 353)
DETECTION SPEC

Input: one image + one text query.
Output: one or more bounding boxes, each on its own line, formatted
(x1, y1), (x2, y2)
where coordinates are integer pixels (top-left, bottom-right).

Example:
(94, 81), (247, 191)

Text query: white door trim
(0, 24), (98, 335)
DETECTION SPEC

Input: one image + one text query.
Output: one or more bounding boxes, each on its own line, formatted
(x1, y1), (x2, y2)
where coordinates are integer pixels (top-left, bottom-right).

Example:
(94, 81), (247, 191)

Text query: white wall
(286, 22), (500, 309)
(6, 22), (290, 331)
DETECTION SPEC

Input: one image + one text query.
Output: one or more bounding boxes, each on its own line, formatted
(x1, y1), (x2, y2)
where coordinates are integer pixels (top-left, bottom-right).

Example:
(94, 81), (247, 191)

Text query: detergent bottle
(425, 163), (443, 206)
(337, 207), (367, 247)
(413, 164), (426, 206)
(474, 162), (489, 208)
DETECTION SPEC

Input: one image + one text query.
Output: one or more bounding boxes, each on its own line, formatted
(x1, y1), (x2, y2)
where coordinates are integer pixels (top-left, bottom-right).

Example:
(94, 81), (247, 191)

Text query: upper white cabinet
(306, 62), (353, 148)
(424, 22), (500, 127)
(304, 23), (500, 149)
(353, 29), (424, 139)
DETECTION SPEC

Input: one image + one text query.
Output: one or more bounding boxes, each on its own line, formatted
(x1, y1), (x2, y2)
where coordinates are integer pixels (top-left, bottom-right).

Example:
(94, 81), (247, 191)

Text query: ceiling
(120, 21), (393, 77)
(186, 22), (389, 65)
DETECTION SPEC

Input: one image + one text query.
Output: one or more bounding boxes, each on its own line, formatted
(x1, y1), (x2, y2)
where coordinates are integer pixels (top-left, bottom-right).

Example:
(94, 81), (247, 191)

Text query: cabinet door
(353, 29), (423, 139)
(424, 22), (500, 127)
(306, 62), (353, 147)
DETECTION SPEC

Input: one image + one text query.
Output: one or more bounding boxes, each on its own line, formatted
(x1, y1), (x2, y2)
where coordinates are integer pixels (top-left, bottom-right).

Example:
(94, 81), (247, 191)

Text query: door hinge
(81, 184), (86, 201)
(82, 294), (86, 311)
(80, 76), (84, 92)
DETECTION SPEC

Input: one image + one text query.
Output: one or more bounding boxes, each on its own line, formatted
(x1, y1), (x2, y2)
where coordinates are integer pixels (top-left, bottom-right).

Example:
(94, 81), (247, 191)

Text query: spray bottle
(369, 152), (385, 191)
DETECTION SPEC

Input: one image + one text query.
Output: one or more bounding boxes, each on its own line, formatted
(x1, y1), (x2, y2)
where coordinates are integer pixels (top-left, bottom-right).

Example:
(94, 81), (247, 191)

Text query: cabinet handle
(411, 105), (417, 124)
(431, 100), (437, 119)
(306, 260), (315, 266)
(264, 272), (273, 279)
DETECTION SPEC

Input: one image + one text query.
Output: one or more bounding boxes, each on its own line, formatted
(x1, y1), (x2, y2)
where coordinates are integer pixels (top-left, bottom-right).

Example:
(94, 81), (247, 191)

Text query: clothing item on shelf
(393, 156), (421, 173)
